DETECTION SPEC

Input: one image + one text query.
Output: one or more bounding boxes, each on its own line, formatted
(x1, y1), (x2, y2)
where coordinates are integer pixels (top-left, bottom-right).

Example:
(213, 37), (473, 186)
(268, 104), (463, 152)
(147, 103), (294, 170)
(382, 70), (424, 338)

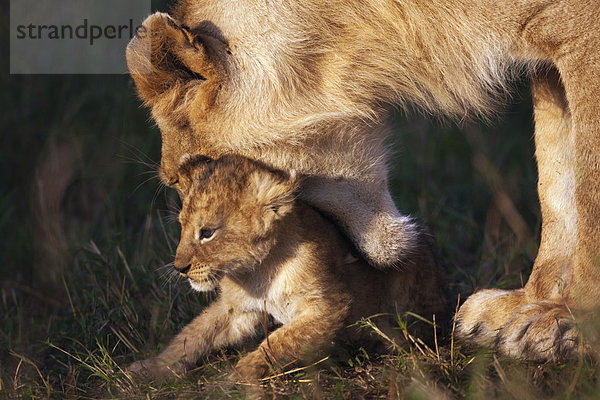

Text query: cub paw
(233, 350), (271, 380)
(127, 357), (182, 378)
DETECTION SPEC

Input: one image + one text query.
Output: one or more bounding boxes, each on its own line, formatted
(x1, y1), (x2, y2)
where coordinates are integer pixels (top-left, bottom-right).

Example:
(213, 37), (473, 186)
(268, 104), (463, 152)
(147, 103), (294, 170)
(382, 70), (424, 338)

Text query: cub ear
(176, 153), (213, 194)
(126, 12), (229, 105)
(249, 170), (298, 218)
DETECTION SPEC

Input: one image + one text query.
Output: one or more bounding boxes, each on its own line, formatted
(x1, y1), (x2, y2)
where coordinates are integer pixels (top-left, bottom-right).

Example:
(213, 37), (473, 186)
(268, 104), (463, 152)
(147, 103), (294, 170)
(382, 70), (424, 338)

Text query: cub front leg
(234, 303), (349, 380)
(128, 299), (260, 378)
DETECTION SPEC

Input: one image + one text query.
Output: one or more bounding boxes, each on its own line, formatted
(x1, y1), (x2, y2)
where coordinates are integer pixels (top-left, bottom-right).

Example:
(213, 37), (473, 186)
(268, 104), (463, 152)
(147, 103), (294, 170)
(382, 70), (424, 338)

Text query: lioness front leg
(456, 67), (583, 360)
(129, 299), (260, 378)
(301, 176), (418, 269)
(458, 5), (600, 357)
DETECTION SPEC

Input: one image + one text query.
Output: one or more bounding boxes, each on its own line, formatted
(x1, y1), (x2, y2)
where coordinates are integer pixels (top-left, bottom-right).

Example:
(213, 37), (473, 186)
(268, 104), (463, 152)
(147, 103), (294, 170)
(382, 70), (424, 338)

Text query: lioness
(128, 154), (448, 379)
(127, 1), (600, 359)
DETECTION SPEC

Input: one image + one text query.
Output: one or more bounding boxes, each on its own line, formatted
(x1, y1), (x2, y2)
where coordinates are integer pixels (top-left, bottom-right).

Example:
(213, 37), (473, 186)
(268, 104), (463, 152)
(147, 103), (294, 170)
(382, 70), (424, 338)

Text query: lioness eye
(199, 228), (215, 240)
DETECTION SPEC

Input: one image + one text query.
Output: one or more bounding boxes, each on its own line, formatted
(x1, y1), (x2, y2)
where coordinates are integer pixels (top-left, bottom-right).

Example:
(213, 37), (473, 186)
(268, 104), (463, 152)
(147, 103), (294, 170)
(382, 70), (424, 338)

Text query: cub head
(173, 154), (298, 292)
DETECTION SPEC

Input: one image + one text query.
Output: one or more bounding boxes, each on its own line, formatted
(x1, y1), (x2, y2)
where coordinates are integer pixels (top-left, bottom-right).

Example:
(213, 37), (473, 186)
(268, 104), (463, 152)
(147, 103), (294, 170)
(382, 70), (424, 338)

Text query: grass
(2, 61), (600, 398)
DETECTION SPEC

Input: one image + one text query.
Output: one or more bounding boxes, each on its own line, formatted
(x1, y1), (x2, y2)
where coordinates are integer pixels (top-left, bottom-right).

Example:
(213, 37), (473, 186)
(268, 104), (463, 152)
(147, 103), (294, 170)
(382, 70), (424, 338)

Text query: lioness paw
(455, 288), (527, 346)
(456, 289), (587, 361)
(356, 213), (418, 268)
(495, 303), (580, 361)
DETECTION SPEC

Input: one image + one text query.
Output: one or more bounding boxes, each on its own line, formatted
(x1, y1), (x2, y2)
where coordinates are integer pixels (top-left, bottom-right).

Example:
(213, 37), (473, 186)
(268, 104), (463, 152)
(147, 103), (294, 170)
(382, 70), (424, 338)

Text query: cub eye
(198, 228), (215, 241)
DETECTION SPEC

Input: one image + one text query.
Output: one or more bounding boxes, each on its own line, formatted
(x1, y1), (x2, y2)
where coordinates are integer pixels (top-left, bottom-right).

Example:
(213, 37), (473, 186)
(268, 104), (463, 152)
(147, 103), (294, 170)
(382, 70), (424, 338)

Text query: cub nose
(175, 263), (191, 275)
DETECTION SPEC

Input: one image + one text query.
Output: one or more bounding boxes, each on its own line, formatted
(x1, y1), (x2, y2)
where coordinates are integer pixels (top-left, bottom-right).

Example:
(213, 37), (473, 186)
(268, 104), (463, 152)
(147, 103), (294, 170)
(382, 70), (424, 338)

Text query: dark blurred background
(0, 0), (540, 394)
(2, 0), (171, 292)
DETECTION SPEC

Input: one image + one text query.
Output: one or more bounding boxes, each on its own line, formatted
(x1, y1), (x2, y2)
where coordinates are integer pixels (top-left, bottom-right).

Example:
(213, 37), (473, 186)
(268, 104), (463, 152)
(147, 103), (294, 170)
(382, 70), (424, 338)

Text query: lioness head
(173, 154), (298, 292)
(126, 10), (340, 187)
(126, 12), (233, 186)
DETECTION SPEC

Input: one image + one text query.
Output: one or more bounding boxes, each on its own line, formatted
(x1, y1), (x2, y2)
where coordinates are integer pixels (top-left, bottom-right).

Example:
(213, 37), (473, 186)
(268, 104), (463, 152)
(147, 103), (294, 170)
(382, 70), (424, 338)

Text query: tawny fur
(127, 1), (600, 359)
(128, 154), (448, 379)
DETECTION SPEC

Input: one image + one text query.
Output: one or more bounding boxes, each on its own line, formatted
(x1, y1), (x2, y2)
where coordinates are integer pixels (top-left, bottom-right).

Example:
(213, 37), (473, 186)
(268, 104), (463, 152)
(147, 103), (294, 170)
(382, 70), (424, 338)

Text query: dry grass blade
(110, 325), (140, 354)
(451, 293), (460, 367)
(258, 356), (330, 382)
(9, 351), (51, 396)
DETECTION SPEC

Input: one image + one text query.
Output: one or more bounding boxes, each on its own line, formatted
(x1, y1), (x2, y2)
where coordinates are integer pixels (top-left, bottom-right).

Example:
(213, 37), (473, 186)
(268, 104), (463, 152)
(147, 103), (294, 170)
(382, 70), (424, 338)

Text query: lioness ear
(249, 170), (298, 218)
(126, 12), (229, 104)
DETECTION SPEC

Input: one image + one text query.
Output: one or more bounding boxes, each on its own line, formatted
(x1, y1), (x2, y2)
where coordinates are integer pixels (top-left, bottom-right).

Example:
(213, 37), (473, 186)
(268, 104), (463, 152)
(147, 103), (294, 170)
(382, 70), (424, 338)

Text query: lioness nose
(175, 264), (191, 274)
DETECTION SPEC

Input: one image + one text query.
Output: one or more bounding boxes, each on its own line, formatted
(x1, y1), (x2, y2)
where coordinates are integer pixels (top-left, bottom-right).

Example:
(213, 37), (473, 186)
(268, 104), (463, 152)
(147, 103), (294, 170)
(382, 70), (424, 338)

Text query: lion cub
(129, 154), (447, 379)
